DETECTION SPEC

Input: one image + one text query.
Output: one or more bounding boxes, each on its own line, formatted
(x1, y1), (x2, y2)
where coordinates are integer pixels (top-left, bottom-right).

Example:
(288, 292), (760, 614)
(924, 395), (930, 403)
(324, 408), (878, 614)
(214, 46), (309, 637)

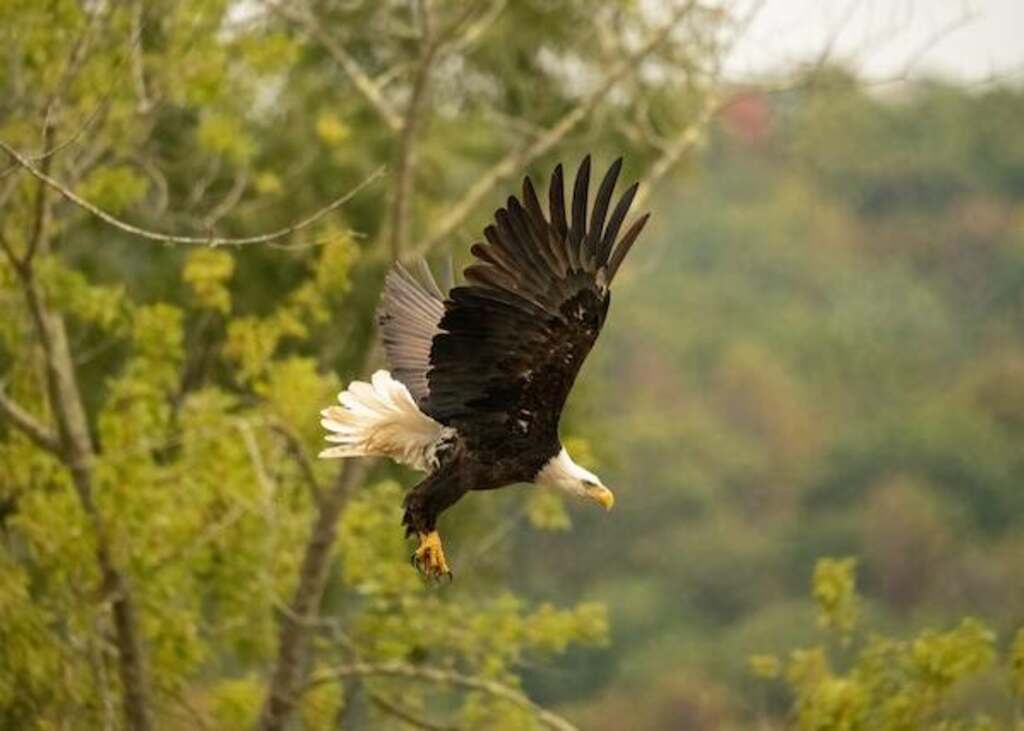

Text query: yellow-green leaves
(315, 112), (351, 148)
(339, 481), (422, 596)
(910, 619), (996, 691)
(315, 228), (357, 297)
(753, 558), (1010, 731)
(183, 248), (235, 314)
(256, 357), (339, 444)
(749, 653), (782, 679)
(226, 314), (303, 385)
(526, 490), (571, 531)
(197, 111), (255, 164)
(34, 255), (128, 332)
(813, 557), (860, 642)
(78, 165), (148, 214)
(209, 676), (262, 728)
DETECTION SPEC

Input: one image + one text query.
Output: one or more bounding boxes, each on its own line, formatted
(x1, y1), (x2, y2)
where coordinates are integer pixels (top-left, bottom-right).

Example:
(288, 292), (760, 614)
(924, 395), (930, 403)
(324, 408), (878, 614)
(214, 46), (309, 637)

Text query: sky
(723, 0), (1024, 84)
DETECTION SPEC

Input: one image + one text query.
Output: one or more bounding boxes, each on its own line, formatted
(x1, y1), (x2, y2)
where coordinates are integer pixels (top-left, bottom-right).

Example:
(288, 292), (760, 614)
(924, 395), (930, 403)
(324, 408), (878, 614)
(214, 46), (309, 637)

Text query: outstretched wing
(425, 156), (650, 451)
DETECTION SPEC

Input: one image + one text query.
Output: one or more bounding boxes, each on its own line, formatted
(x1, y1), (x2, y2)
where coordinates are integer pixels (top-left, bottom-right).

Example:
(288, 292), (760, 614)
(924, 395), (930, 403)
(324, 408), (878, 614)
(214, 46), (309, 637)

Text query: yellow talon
(412, 530), (452, 580)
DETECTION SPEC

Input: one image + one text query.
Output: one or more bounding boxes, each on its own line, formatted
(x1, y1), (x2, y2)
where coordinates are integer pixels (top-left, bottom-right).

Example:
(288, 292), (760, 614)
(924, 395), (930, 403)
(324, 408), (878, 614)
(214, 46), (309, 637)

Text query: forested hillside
(517, 75), (1024, 729)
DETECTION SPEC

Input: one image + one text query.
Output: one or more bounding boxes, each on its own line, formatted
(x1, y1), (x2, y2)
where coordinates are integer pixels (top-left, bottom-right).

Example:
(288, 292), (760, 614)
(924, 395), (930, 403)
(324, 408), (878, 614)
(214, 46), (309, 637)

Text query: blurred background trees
(1, 0), (1022, 729)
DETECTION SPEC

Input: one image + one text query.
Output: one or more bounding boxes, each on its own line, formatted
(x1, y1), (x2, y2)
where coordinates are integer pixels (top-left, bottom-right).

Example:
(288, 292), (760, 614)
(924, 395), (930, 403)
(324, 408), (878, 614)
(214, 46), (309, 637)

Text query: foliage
(751, 558), (1021, 731)
(0, 1), (724, 728)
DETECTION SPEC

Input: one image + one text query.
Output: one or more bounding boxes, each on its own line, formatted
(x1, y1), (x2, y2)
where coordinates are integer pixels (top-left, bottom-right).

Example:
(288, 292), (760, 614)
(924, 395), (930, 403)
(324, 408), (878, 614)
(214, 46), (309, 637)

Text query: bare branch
(0, 385), (62, 455)
(390, 0), (493, 259)
(269, 421), (323, 507)
(405, 0), (697, 261)
(389, 5), (438, 259)
(307, 662), (579, 731)
(256, 459), (370, 731)
(0, 101), (110, 181)
(267, 1), (403, 132)
(369, 691), (460, 731)
(633, 92), (720, 212)
(0, 139), (385, 247)
(130, 0), (154, 114)
(201, 166), (250, 230)
(11, 259), (153, 731)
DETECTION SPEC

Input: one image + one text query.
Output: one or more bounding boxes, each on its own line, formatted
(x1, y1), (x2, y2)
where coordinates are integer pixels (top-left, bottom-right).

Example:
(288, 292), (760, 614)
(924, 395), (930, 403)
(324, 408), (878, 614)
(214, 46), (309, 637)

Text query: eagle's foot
(411, 531), (452, 581)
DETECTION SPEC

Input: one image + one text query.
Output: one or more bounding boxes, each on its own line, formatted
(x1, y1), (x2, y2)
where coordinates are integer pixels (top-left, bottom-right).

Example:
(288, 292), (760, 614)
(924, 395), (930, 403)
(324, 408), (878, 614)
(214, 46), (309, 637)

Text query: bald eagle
(320, 157), (649, 578)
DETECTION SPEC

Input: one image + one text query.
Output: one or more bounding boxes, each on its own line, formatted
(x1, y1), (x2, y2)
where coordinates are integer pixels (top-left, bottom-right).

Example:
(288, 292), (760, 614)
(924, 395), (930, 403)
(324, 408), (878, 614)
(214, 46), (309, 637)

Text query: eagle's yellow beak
(587, 484), (615, 511)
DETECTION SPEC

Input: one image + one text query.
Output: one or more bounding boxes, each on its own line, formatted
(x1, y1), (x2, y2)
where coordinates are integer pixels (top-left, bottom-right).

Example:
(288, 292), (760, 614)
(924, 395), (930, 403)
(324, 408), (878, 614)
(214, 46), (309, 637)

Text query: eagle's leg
(403, 471), (466, 581)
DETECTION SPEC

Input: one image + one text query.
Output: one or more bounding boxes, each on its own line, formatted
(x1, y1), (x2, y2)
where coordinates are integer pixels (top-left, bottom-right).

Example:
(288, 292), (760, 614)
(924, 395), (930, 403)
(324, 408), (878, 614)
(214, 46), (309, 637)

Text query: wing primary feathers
(606, 211), (650, 282)
(522, 176), (568, 277)
(494, 208), (548, 292)
(507, 195), (559, 276)
(469, 242), (520, 282)
(417, 258), (445, 300)
(548, 163), (568, 241)
(598, 181), (639, 266)
(416, 157), (650, 448)
(589, 157), (622, 266)
(570, 155), (591, 267)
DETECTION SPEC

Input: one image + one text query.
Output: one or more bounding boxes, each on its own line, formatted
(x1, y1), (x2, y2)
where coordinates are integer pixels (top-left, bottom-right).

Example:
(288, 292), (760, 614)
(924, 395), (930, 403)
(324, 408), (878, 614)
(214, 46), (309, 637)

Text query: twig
(0, 101), (110, 181)
(389, 1), (438, 259)
(201, 166), (250, 230)
(632, 92), (720, 212)
(0, 384), (62, 455)
(306, 662), (579, 731)
(255, 459), (370, 731)
(269, 421), (323, 507)
(10, 251), (153, 731)
(130, 0), (154, 114)
(0, 139), (385, 248)
(369, 691), (460, 731)
(266, 1), (403, 132)
(389, 0), (487, 260)
(405, 0), (696, 261)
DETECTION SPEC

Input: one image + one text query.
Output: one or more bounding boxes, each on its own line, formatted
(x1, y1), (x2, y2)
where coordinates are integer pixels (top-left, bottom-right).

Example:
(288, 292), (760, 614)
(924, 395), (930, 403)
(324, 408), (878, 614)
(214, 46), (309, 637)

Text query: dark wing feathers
(607, 211), (651, 281)
(376, 157), (648, 450)
(416, 157), (649, 450)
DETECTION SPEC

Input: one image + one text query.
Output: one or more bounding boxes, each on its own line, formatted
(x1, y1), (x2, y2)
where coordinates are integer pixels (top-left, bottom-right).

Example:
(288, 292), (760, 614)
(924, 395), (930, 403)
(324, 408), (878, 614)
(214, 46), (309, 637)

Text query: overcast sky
(723, 0), (1024, 84)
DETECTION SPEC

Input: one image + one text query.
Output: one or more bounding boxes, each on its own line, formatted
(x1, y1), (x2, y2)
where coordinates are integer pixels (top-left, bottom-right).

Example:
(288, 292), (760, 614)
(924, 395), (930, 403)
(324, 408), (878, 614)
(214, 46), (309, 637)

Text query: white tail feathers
(319, 370), (448, 472)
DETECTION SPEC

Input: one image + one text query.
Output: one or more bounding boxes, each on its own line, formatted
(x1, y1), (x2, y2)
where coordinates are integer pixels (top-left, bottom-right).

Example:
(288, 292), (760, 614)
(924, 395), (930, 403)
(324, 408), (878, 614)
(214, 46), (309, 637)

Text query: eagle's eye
(582, 479), (598, 488)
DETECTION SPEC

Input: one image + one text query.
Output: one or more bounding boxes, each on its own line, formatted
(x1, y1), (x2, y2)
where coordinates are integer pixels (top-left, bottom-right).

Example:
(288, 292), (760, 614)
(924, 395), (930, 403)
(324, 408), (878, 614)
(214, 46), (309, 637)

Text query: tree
(751, 558), (1024, 730)
(0, 1), (739, 728)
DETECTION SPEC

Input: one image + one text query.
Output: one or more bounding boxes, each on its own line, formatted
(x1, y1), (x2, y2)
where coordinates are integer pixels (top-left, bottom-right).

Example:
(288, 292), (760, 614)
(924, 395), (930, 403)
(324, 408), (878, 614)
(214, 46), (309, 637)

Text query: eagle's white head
(534, 447), (614, 511)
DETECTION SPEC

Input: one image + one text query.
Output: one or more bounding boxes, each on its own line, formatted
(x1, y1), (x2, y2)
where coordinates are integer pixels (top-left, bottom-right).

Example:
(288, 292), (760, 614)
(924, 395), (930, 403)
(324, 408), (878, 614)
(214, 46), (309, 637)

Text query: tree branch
(13, 260), (153, 731)
(267, 1), (403, 132)
(389, 0), (439, 260)
(369, 690), (460, 731)
(632, 91), (720, 212)
(269, 421), (323, 508)
(255, 458), (370, 731)
(307, 662), (579, 731)
(0, 385), (62, 455)
(0, 139), (384, 248)
(405, 0), (696, 262)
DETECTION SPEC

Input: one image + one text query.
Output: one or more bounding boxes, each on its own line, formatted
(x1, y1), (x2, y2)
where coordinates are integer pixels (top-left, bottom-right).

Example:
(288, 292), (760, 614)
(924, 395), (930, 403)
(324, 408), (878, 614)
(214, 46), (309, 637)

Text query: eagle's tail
(319, 370), (446, 472)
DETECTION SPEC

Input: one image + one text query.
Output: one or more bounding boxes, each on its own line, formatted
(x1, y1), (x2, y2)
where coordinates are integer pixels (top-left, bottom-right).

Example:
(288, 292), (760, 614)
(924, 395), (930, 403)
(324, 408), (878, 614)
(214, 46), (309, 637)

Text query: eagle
(320, 157), (649, 579)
